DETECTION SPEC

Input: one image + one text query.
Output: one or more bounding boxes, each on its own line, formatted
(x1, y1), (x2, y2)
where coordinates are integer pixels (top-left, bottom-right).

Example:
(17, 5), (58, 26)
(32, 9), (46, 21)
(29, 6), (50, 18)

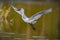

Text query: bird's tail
(30, 24), (36, 31)
(32, 26), (36, 31)
(44, 8), (52, 14)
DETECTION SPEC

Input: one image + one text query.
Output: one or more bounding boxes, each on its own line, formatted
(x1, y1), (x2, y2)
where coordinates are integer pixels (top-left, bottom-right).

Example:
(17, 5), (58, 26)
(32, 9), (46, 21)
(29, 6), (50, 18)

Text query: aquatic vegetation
(0, 3), (13, 32)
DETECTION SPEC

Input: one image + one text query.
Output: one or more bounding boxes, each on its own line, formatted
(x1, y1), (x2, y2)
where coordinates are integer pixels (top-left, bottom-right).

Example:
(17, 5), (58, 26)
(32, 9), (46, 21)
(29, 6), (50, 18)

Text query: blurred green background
(0, 0), (60, 40)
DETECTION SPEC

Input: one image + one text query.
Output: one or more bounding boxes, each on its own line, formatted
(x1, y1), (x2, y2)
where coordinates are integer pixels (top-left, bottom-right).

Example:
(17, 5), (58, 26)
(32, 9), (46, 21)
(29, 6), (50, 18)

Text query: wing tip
(48, 8), (52, 12)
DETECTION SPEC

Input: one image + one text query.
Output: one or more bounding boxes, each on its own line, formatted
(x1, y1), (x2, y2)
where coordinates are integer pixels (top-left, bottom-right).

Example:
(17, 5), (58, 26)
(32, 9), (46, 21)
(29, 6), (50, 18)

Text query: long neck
(20, 8), (28, 19)
(22, 13), (28, 19)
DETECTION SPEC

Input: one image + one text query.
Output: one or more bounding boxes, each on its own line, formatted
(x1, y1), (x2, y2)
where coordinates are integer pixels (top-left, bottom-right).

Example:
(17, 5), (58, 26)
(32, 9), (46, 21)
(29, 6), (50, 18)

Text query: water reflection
(32, 36), (48, 40)
(14, 38), (24, 40)
(0, 32), (49, 40)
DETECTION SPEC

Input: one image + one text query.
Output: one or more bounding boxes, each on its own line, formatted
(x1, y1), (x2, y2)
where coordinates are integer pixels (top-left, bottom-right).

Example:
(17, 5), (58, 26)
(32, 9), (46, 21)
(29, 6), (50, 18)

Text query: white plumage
(12, 6), (52, 24)
(12, 6), (52, 30)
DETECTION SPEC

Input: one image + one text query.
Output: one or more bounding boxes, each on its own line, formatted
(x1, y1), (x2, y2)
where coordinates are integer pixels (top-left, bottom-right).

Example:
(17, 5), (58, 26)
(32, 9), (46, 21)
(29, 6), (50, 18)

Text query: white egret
(12, 6), (52, 30)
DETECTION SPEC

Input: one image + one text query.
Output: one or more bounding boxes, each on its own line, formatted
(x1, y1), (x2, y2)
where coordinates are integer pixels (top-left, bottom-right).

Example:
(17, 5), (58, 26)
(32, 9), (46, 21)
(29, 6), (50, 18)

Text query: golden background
(0, 0), (60, 40)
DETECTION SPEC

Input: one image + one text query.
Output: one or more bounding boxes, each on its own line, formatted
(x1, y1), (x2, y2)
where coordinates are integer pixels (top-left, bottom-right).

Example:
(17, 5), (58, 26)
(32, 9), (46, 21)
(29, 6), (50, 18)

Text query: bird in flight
(12, 6), (52, 31)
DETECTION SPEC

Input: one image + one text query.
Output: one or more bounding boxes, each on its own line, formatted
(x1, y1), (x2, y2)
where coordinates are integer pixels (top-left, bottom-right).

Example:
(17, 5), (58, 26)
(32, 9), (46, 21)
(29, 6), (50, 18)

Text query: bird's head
(20, 8), (24, 15)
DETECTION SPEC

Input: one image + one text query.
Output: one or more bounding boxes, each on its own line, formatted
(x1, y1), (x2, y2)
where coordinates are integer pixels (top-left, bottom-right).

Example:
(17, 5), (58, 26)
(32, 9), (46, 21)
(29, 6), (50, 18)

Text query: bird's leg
(29, 24), (36, 31)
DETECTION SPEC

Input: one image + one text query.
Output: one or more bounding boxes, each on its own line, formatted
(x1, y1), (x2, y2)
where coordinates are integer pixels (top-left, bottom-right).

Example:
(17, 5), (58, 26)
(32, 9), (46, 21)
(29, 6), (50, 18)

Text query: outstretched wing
(29, 8), (52, 20)
(12, 6), (25, 15)
(12, 6), (21, 14)
(12, 6), (28, 20)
